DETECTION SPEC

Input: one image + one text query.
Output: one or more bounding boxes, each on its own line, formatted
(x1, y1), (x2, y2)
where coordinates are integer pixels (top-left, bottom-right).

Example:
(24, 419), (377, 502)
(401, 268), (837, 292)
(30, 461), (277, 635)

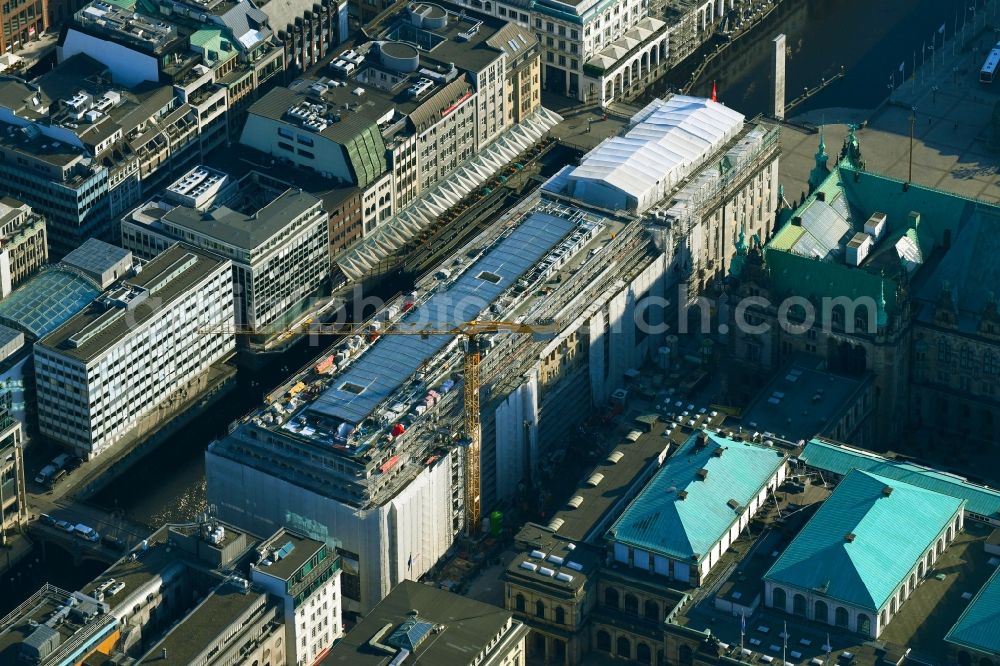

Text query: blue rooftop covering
(307, 211), (577, 427)
(946, 565), (1000, 657)
(765, 470), (964, 612)
(0, 267), (101, 338)
(608, 431), (786, 563)
(800, 440), (1000, 521)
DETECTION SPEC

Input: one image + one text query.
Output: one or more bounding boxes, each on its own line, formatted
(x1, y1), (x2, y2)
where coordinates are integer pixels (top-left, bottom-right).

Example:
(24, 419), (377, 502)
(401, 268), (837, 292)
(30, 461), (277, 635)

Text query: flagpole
(912, 50), (916, 93)
(783, 621), (787, 664)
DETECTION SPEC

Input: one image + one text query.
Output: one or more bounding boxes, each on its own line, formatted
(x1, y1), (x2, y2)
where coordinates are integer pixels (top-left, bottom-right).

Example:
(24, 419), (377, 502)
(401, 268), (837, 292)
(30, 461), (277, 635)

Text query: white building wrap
(206, 448), (455, 613)
(493, 371), (539, 504)
(59, 31), (160, 87)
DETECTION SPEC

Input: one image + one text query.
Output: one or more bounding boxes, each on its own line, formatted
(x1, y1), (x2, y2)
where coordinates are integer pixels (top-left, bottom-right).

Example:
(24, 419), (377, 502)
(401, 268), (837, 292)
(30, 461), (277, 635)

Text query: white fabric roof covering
(566, 96), (744, 213)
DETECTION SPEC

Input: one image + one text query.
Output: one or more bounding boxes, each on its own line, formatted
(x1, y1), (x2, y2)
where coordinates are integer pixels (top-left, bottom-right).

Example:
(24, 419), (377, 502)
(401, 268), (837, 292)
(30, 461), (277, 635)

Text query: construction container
(489, 511), (503, 538)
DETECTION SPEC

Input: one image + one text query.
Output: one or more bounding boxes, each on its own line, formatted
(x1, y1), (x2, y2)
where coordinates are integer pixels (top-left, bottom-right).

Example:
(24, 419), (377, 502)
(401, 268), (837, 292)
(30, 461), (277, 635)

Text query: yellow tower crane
(199, 318), (557, 535)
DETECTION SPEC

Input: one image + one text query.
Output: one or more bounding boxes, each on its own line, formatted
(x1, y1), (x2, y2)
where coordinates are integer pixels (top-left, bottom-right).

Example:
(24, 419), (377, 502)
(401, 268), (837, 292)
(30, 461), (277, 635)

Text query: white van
(73, 524), (100, 543)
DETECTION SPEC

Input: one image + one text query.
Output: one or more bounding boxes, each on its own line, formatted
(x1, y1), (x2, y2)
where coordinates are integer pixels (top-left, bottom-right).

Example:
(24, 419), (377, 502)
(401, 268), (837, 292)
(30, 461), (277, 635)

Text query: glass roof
(0, 268), (101, 338)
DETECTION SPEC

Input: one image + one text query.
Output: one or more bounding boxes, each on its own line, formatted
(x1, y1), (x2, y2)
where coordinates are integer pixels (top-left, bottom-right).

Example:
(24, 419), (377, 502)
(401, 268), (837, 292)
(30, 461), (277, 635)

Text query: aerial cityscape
(0, 0), (997, 664)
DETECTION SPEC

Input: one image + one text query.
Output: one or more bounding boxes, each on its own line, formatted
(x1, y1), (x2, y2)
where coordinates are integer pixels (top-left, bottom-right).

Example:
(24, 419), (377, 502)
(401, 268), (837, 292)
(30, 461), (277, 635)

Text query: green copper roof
(342, 124), (387, 189)
(800, 440), (1000, 520)
(608, 432), (786, 563)
(103, 0), (137, 9)
(946, 566), (1000, 656)
(190, 29), (237, 65)
(765, 470), (964, 612)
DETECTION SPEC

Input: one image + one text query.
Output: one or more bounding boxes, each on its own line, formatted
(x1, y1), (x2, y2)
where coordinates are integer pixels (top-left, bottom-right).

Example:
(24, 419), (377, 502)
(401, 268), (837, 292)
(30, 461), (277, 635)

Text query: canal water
(647, 0), (967, 118)
(95, 0), (970, 528)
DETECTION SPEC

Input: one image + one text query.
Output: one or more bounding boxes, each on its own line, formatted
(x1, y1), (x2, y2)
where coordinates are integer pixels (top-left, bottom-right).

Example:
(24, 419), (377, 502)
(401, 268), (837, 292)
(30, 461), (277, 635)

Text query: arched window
(880, 609), (887, 628)
(617, 636), (631, 659)
(909, 573), (917, 593)
(793, 593), (806, 616)
(814, 600), (829, 623)
(857, 613), (872, 637)
(771, 587), (787, 611)
(555, 607), (565, 624)
(644, 599), (660, 621)
(604, 587), (619, 608)
(535, 600), (545, 618)
(926, 551), (933, 569)
(596, 630), (611, 652)
(679, 644), (694, 665)
(937, 538), (945, 555)
(637, 642), (652, 664)
(981, 659), (994, 666)
(890, 597), (897, 615)
(835, 606), (849, 628)
(938, 338), (953, 364)
(624, 594), (639, 615)
(960, 345), (974, 369)
(515, 594), (525, 612)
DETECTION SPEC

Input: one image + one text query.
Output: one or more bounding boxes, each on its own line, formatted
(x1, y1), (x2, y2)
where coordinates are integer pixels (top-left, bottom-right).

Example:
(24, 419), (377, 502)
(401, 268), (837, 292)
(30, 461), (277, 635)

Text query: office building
(0, 393), (25, 544)
(63, 518), (341, 664)
(34, 243), (235, 459)
(123, 165), (330, 332)
(0, 585), (120, 665)
(241, 2), (554, 280)
(0, 238), (120, 342)
(725, 129), (1000, 449)
(0, 197), (47, 298)
(251, 529), (343, 665)
(0, 0), (47, 55)
(323, 579), (528, 666)
(208, 94), (779, 613)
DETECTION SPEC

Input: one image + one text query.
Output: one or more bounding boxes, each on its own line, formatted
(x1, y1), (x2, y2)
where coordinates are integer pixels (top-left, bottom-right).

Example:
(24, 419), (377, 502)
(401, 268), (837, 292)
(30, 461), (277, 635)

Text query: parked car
(73, 524), (100, 543)
(101, 535), (125, 551)
(64, 456), (83, 472)
(39, 514), (56, 527)
(55, 520), (74, 533)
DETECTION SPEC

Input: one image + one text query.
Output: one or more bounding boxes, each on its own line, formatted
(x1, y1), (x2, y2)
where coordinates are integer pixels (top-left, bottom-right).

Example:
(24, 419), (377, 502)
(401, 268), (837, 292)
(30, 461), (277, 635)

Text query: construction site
(203, 93), (782, 614)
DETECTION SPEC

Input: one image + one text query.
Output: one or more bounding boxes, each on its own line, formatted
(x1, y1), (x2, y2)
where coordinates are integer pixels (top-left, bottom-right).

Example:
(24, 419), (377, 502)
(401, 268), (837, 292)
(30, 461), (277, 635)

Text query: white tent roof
(567, 95), (744, 212)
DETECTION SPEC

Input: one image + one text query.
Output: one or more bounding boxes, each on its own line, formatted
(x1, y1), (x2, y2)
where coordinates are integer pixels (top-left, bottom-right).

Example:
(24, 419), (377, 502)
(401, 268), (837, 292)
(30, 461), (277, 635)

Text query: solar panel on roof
(307, 212), (576, 426)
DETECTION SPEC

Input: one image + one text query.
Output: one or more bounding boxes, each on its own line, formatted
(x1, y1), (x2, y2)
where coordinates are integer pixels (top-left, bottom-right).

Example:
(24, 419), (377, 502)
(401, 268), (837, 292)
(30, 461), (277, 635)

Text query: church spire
(807, 126), (830, 193)
(877, 278), (888, 329)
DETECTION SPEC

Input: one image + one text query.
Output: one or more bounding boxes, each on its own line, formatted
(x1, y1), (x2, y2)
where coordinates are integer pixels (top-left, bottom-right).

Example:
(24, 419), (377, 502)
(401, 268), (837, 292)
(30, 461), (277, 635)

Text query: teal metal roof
(946, 566), (1000, 656)
(800, 440), (1000, 521)
(764, 470), (964, 612)
(0, 268), (101, 339)
(608, 432), (786, 563)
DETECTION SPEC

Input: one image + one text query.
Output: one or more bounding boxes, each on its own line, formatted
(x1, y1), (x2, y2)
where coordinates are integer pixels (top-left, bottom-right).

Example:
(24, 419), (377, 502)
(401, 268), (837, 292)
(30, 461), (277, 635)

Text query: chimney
(882, 485), (893, 497)
(712, 447), (724, 457)
(677, 490), (688, 500)
(816, 191), (826, 202)
(696, 468), (709, 480)
(844, 533), (856, 543)
(791, 216), (802, 226)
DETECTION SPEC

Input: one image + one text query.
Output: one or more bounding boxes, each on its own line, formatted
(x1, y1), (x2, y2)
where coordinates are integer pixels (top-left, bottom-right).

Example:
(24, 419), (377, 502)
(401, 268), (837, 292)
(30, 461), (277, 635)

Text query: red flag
(711, 81), (718, 102)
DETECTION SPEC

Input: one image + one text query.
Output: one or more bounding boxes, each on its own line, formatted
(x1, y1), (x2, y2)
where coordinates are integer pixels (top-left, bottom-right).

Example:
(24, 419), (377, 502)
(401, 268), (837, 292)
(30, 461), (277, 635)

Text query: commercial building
(208, 93), (778, 613)
(764, 469), (965, 639)
(250, 529), (343, 665)
(241, 2), (555, 281)
(799, 438), (1000, 526)
(0, 197), (46, 298)
(443, 0), (752, 104)
(609, 431), (787, 586)
(0, 0), (47, 55)
(725, 130), (1000, 449)
(0, 584), (120, 665)
(122, 165), (330, 332)
(0, 56), (205, 257)
(0, 393), (25, 544)
(57, 518), (343, 664)
(323, 579), (528, 666)
(34, 243), (235, 459)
